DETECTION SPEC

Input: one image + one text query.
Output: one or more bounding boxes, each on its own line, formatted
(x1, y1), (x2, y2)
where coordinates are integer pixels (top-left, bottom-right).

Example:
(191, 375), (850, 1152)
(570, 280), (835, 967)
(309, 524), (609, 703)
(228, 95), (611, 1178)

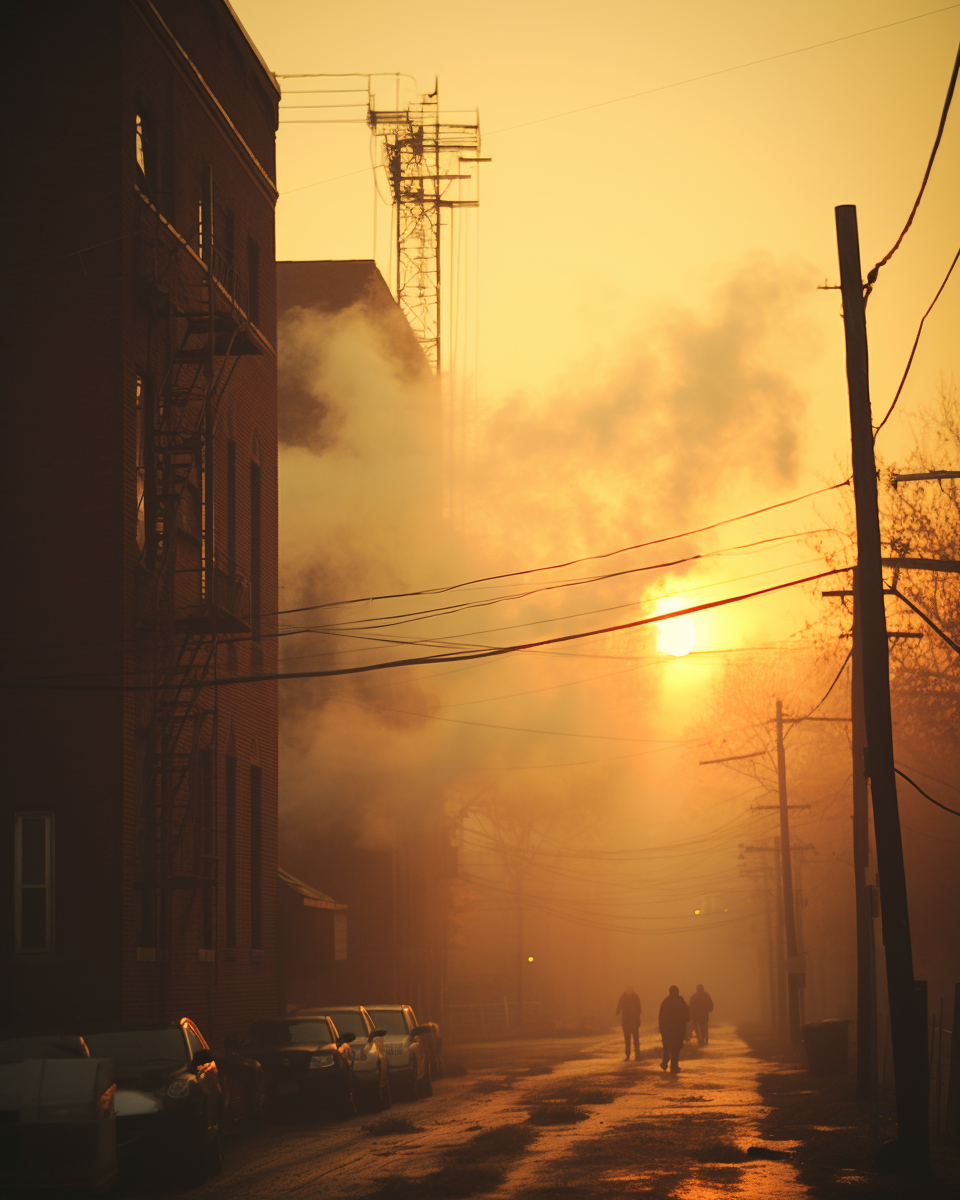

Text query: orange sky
(252, 3), (959, 1018)
(235, 0), (958, 457)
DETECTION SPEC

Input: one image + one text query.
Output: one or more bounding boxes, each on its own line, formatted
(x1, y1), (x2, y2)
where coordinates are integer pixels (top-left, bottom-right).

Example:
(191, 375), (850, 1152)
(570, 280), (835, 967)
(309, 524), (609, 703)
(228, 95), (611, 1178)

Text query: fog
(274, 259), (959, 1039)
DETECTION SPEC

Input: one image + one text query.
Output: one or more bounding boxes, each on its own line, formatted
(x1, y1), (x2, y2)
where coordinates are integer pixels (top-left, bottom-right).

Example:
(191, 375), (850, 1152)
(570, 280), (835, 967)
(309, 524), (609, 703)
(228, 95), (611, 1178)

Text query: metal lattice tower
(368, 87), (484, 374)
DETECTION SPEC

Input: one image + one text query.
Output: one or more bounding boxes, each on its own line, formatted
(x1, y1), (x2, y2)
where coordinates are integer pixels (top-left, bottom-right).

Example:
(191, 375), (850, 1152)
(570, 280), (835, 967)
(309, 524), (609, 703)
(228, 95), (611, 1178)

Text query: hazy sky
(246, 0), (959, 1017)
(235, 0), (958, 462)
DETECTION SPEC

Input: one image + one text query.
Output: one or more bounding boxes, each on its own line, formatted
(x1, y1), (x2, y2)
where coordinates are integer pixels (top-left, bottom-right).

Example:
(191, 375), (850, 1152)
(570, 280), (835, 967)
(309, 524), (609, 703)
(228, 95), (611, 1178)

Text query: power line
(1, 567), (850, 691)
(895, 768), (960, 817)
(271, 481), (849, 619)
(487, 8), (960, 136)
(888, 586), (960, 653)
(873, 247), (960, 439)
(866, 37), (960, 292)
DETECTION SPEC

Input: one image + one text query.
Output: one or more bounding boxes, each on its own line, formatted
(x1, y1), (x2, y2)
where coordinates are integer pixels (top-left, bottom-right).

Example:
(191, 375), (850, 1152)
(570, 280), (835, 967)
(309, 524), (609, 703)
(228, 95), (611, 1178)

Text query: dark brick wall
(2, 0), (279, 1046)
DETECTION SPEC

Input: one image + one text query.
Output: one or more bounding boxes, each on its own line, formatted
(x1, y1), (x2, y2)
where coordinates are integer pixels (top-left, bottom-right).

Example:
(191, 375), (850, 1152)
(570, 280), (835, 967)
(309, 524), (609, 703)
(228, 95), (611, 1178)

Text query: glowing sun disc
(656, 615), (696, 657)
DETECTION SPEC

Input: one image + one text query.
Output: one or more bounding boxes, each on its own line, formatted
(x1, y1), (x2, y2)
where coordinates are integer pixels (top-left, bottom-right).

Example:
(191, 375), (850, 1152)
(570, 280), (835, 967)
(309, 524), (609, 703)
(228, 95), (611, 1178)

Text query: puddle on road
(497, 1025), (807, 1199)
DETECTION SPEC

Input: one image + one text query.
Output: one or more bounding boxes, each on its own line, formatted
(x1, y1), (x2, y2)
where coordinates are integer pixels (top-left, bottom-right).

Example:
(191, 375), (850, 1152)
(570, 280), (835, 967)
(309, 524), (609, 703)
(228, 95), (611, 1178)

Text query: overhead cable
(895, 769), (960, 817)
(873, 247), (960, 438)
(487, 9), (960, 137)
(272, 481), (850, 618)
(889, 587), (960, 653)
(2, 567), (851, 691)
(866, 38), (960, 292)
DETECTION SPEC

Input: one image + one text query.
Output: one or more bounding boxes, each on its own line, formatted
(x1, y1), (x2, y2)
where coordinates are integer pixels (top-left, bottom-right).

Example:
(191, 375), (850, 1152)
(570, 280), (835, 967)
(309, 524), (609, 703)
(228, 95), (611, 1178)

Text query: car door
(403, 1008), (424, 1078)
(182, 1020), (220, 1135)
(360, 1008), (387, 1087)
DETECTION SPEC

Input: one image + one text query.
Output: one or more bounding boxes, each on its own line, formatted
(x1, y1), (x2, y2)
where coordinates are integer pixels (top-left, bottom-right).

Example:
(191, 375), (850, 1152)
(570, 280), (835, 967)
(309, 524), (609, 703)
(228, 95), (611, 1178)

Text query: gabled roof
(278, 867), (347, 911)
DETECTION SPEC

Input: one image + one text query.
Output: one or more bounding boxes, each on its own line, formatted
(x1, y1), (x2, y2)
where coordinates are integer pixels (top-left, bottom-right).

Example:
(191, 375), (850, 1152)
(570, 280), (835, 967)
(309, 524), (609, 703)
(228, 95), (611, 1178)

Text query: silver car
(297, 1007), (390, 1112)
(363, 1006), (432, 1100)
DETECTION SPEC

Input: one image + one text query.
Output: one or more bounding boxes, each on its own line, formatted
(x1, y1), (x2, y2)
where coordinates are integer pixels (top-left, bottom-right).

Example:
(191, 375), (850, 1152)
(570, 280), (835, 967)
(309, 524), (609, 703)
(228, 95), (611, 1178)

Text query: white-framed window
(14, 813), (54, 952)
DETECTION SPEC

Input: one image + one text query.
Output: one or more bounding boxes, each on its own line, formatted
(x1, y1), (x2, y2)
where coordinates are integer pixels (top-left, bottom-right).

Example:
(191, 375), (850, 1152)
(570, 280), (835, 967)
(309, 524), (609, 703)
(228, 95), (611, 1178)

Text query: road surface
(167, 1023), (805, 1199)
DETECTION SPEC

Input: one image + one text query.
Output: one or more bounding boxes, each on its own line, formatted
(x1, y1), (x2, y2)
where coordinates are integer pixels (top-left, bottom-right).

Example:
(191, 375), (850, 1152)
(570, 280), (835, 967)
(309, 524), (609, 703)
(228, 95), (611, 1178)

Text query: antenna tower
(368, 86), (484, 374)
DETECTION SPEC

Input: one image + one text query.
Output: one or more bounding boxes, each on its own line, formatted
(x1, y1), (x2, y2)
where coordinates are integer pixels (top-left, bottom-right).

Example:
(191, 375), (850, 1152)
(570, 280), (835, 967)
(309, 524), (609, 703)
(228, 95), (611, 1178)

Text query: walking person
(688, 984), (714, 1045)
(616, 987), (642, 1060)
(658, 985), (690, 1073)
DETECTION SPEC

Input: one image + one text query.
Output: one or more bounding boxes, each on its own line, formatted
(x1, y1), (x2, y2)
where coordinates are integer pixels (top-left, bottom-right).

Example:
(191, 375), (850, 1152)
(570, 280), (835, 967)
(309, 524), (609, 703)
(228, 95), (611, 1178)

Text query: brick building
(2, 1), (280, 1043)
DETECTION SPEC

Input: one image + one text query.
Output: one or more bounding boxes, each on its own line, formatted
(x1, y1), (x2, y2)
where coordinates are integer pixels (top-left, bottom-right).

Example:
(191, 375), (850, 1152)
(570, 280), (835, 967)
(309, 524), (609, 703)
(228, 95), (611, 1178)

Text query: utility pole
(850, 569), (879, 1107)
(776, 701), (803, 1046)
(835, 205), (928, 1167)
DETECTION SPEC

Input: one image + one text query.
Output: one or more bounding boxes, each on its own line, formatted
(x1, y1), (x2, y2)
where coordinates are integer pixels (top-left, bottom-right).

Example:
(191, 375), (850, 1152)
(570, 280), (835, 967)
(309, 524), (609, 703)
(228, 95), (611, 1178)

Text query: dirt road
(179, 1023), (808, 1199)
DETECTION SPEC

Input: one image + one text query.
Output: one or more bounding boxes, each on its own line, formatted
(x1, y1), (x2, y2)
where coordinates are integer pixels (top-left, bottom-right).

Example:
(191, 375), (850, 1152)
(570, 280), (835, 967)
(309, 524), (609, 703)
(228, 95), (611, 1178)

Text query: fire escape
(136, 170), (259, 961)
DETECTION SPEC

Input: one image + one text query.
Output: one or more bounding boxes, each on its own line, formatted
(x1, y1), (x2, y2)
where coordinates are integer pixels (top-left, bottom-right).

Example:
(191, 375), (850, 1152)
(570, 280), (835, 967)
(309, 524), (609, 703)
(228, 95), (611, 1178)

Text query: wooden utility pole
(775, 701), (803, 1046)
(850, 570), (879, 1106)
(835, 205), (928, 1167)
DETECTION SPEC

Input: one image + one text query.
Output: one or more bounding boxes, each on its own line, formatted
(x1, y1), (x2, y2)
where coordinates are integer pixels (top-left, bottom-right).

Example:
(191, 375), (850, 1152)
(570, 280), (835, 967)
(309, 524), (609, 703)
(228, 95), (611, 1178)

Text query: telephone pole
(835, 205), (928, 1167)
(850, 570), (879, 1107)
(776, 701), (804, 1046)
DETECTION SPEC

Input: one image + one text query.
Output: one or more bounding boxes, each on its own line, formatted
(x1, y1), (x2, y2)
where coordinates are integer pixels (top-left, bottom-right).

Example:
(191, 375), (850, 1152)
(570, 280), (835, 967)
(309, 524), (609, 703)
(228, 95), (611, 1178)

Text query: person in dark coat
(615, 987), (642, 1060)
(658, 985), (690, 1073)
(688, 984), (714, 1045)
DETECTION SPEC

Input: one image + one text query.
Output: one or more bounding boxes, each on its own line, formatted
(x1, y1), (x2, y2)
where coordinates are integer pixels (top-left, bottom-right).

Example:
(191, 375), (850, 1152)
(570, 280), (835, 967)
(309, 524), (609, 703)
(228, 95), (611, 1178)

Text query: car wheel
(415, 1065), (433, 1099)
(380, 1076), (392, 1111)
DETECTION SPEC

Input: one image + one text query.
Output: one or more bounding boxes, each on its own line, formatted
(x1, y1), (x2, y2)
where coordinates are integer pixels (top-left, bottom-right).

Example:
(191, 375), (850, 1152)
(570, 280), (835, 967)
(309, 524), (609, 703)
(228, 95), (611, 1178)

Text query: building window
(249, 765), (262, 950)
(225, 754), (237, 947)
(250, 458), (261, 643)
(15, 813), (54, 952)
(247, 238), (260, 327)
(135, 375), (146, 555)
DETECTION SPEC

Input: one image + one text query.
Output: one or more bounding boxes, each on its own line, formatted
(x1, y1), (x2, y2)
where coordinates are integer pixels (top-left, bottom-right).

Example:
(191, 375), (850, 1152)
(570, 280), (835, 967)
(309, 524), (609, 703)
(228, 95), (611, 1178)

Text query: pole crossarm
(881, 557), (960, 572)
(699, 750), (768, 765)
(891, 470), (959, 487)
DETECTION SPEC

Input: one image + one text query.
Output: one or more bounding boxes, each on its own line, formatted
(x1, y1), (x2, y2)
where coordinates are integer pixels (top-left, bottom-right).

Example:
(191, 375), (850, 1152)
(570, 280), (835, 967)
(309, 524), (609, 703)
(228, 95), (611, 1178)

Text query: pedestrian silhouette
(658, 985), (690, 1073)
(616, 987), (642, 1060)
(688, 984), (714, 1045)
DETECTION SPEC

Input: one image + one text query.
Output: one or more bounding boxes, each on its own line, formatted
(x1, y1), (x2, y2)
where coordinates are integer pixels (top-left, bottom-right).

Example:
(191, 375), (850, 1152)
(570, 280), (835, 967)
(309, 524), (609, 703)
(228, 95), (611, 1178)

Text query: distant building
(276, 260), (449, 1022)
(2, 1), (281, 1043)
(277, 868), (348, 1013)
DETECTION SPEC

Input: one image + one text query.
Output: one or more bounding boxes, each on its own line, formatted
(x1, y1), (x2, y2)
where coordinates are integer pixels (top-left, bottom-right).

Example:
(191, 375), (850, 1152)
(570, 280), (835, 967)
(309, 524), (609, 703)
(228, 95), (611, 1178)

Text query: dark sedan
(234, 1017), (356, 1118)
(83, 1019), (221, 1186)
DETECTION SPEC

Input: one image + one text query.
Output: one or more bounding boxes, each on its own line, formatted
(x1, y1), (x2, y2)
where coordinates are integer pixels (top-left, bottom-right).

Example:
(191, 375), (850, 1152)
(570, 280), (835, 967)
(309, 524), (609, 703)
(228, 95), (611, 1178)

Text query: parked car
(296, 1006), (391, 1112)
(0, 1035), (117, 1195)
(232, 1017), (356, 1118)
(82, 1019), (221, 1186)
(363, 1006), (433, 1099)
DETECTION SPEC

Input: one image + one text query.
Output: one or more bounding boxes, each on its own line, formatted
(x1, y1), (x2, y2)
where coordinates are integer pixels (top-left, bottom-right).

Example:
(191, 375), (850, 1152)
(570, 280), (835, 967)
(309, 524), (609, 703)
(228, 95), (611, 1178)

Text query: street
(178, 1025), (804, 1199)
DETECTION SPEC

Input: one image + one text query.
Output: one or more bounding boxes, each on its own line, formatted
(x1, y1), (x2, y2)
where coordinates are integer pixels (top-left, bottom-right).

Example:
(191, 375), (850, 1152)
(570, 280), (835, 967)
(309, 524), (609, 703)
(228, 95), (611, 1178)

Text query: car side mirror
(336, 1032), (356, 1046)
(369, 1028), (387, 1040)
(410, 1025), (431, 1037)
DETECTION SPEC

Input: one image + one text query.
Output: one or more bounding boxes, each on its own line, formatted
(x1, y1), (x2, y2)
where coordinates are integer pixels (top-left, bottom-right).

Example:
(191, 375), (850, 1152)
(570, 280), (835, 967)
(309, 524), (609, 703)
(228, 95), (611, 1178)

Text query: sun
(656, 614), (697, 656)
(653, 593), (697, 657)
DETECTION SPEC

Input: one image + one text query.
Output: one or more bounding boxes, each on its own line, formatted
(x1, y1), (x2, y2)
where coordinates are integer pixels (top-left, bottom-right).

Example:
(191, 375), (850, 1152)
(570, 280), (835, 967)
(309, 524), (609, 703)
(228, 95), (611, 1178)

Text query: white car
(363, 1005), (432, 1100)
(298, 1006), (391, 1112)
(0, 1035), (117, 1195)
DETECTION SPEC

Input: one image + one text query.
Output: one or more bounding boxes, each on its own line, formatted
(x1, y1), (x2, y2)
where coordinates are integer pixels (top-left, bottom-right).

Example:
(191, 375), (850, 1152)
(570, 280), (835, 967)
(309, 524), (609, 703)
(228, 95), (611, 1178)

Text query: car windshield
(323, 1011), (367, 1038)
(0, 1036), (89, 1063)
(243, 1020), (330, 1047)
(365, 1010), (409, 1036)
(83, 1028), (186, 1069)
